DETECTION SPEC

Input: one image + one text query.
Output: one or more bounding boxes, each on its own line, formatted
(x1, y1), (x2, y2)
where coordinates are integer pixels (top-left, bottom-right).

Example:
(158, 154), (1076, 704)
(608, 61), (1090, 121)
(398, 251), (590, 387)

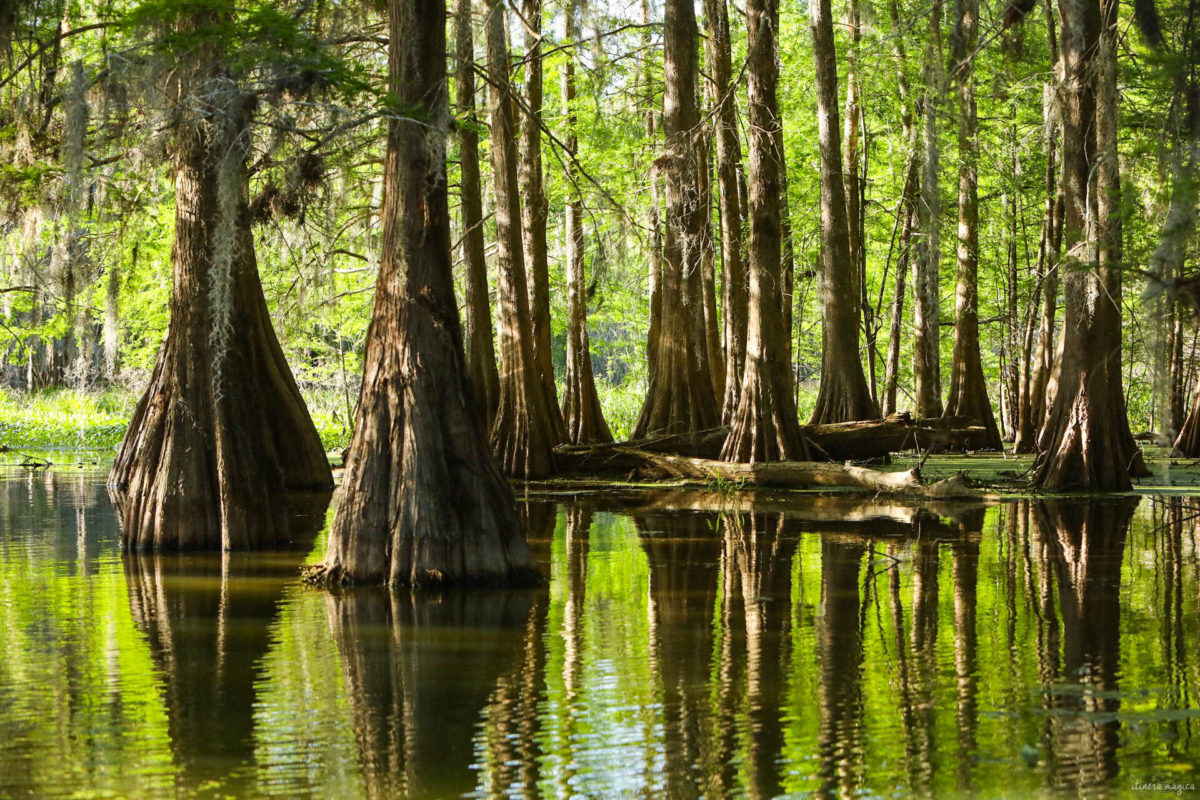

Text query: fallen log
(616, 448), (977, 498)
(552, 414), (995, 474)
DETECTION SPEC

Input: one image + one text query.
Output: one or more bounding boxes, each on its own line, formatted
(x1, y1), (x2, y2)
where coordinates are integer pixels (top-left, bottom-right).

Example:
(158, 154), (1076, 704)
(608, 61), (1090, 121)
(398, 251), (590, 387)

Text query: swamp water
(0, 466), (1198, 798)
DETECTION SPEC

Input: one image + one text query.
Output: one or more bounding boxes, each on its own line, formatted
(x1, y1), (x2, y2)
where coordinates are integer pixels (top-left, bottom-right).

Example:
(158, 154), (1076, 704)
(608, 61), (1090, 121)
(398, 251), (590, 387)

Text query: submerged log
(617, 448), (977, 497)
(553, 413), (993, 474)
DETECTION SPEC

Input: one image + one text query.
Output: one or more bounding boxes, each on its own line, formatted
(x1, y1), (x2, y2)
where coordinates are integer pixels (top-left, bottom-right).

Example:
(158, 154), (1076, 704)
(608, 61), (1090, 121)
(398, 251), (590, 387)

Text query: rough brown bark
(109, 25), (331, 550)
(809, 0), (878, 423)
(634, 0), (720, 437)
(486, 0), (559, 479)
(518, 0), (568, 443)
(307, 0), (535, 586)
(643, 0), (663, 376)
(455, 0), (500, 430)
(913, 0), (945, 417)
(1035, 0), (1142, 490)
(705, 0), (748, 424)
(561, 0), (612, 445)
(721, 0), (808, 462)
(943, 0), (1003, 450)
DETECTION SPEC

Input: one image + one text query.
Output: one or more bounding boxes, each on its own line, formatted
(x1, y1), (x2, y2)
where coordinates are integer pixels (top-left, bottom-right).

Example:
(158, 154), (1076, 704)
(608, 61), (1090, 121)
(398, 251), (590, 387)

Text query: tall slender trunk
(486, 0), (558, 478)
(721, 0), (808, 462)
(809, 0), (878, 423)
(519, 0), (568, 442)
(943, 0), (1002, 448)
(882, 0), (920, 416)
(698, 126), (725, 396)
(561, 0), (612, 445)
(913, 0), (944, 417)
(634, 0), (720, 436)
(103, 258), (121, 379)
(642, 0), (663, 375)
(310, 0), (534, 585)
(705, 0), (748, 424)
(109, 29), (331, 549)
(456, 0), (500, 430)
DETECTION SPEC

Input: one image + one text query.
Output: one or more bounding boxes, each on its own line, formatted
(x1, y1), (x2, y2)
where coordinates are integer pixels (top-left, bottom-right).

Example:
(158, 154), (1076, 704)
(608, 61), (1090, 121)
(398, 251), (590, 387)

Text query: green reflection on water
(1, 472), (1198, 799)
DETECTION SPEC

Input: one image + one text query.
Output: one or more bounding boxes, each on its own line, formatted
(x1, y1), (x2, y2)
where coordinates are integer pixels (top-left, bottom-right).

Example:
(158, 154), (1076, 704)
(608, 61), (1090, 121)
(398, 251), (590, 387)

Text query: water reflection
(327, 587), (537, 799)
(3, 472), (1200, 798)
(122, 491), (328, 796)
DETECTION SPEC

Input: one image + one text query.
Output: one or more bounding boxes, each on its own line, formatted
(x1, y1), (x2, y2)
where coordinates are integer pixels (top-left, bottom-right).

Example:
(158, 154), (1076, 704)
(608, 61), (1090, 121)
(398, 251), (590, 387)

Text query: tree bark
(455, 0), (501, 430)
(519, 0), (568, 443)
(913, 0), (945, 417)
(704, 0), (748, 424)
(1035, 0), (1142, 490)
(882, 0), (919, 416)
(809, 0), (878, 423)
(109, 32), (331, 550)
(943, 0), (1003, 449)
(642, 0), (663, 376)
(721, 0), (808, 462)
(485, 0), (559, 479)
(634, 0), (720, 436)
(561, 0), (613, 445)
(307, 0), (535, 586)
(698, 126), (725, 397)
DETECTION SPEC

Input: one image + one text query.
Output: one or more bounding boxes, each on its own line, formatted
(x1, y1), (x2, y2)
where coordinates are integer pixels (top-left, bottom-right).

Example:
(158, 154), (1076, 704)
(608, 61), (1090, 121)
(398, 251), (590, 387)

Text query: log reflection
(123, 490), (329, 796)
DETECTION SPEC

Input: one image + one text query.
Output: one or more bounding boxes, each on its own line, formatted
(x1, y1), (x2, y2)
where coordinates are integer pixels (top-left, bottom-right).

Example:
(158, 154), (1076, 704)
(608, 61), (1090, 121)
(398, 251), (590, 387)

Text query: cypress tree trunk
(1035, 0), (1141, 490)
(561, 0), (612, 445)
(944, 0), (1002, 449)
(809, 0), (878, 423)
(698, 128), (725, 397)
(634, 0), (720, 437)
(642, 0), (663, 376)
(486, 0), (558, 478)
(721, 0), (808, 462)
(913, 0), (944, 418)
(455, 0), (501, 430)
(308, 0), (535, 585)
(705, 0), (748, 424)
(110, 72), (331, 550)
(103, 259), (120, 379)
(519, 0), (568, 443)
(881, 0), (919, 416)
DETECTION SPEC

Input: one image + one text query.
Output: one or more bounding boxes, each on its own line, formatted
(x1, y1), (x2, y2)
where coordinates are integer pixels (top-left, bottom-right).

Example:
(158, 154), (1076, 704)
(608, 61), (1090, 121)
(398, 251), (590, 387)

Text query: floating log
(616, 448), (977, 498)
(552, 413), (994, 475)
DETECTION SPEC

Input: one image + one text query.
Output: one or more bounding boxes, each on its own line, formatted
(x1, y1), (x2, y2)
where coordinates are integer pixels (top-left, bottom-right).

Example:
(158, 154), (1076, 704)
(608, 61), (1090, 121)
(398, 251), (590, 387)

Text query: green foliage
(0, 388), (131, 449)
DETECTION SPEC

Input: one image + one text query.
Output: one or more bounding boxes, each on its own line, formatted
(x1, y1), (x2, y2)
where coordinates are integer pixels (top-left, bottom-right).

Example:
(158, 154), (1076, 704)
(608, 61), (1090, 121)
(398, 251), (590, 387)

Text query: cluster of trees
(0, 0), (1197, 579)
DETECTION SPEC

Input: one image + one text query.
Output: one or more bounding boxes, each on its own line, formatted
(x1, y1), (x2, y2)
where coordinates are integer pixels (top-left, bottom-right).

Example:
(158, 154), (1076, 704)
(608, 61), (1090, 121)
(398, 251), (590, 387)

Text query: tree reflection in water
(122, 490), (329, 797)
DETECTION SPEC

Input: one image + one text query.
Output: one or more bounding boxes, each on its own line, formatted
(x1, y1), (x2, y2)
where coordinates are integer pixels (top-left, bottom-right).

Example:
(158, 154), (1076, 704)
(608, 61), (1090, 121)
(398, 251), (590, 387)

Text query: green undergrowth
(0, 389), (132, 450)
(0, 387), (354, 453)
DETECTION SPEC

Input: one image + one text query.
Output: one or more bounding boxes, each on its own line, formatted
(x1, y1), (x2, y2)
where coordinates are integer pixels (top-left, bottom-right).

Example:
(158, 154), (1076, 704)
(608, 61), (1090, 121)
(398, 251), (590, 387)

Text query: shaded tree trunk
(809, 0), (878, 423)
(634, 0), (720, 436)
(882, 0), (920, 416)
(698, 127), (725, 397)
(1035, 0), (1142, 490)
(943, 0), (1003, 449)
(704, 0), (748, 424)
(642, 0), (663, 375)
(913, 0), (945, 417)
(109, 29), (331, 550)
(519, 0), (568, 443)
(721, 0), (808, 462)
(308, 0), (535, 585)
(103, 258), (120, 379)
(486, 0), (559, 478)
(561, 0), (613, 445)
(456, 0), (500, 430)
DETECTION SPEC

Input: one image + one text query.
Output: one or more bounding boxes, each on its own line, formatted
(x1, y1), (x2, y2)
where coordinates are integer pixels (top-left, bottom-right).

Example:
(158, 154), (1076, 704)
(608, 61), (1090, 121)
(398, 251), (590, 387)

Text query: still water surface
(1, 467), (1198, 798)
